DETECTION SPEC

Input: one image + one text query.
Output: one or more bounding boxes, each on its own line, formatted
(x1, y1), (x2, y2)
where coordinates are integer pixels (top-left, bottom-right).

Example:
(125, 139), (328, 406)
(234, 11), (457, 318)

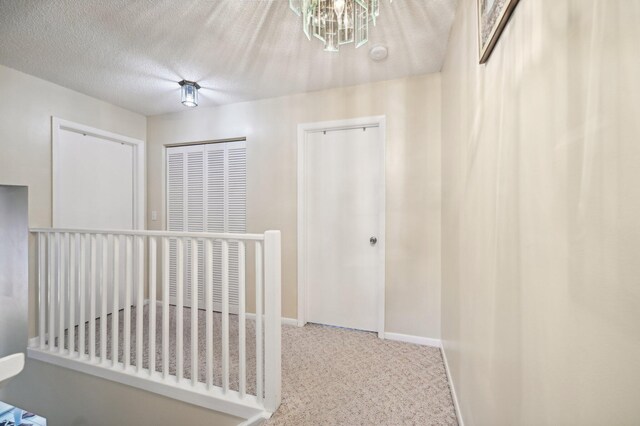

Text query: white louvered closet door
(166, 141), (246, 313)
(167, 145), (205, 306)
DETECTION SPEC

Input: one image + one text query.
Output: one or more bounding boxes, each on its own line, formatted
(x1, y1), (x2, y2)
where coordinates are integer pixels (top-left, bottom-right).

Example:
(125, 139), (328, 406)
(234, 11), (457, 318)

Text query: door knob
(370, 236), (378, 245)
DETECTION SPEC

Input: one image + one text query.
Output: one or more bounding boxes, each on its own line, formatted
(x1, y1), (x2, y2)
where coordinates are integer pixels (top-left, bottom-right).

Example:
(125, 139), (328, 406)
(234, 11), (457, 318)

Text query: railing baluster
(255, 240), (263, 403)
(79, 234), (86, 358)
(149, 236), (157, 376)
(191, 238), (198, 386)
(124, 236), (132, 369)
(205, 239), (214, 389)
(101, 234), (108, 363)
(48, 233), (56, 352)
(176, 237), (184, 381)
(238, 241), (246, 398)
(38, 233), (46, 349)
(69, 233), (76, 355)
(30, 228), (278, 411)
(162, 237), (170, 380)
(58, 233), (65, 354)
(221, 239), (229, 393)
(112, 235), (120, 366)
(89, 234), (97, 361)
(136, 236), (144, 373)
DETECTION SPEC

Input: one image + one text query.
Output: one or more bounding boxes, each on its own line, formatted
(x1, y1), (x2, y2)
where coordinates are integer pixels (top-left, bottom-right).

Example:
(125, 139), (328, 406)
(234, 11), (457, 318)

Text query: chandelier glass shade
(289, 0), (391, 52)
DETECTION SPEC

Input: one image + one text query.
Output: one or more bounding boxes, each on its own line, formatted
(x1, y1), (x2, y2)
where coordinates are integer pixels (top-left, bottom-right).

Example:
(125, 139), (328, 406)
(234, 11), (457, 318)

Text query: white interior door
(55, 128), (134, 229)
(305, 126), (384, 332)
(54, 123), (139, 328)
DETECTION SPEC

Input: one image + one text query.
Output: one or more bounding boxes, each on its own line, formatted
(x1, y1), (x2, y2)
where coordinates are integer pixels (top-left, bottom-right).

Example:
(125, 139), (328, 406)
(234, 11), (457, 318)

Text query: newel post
(263, 230), (282, 412)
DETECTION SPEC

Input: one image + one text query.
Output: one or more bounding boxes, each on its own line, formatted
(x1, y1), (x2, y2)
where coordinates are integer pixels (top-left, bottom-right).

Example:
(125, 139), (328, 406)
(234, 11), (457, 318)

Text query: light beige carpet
(268, 322), (457, 426)
(58, 306), (458, 425)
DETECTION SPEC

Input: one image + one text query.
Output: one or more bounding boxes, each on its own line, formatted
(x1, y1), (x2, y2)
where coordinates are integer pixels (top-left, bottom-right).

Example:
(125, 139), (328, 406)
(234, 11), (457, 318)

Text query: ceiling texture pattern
(0, 0), (457, 116)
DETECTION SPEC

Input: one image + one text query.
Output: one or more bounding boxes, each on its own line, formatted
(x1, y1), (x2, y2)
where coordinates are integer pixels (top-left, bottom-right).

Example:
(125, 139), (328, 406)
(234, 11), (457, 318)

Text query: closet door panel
(226, 142), (247, 309)
(206, 144), (226, 311)
(185, 146), (205, 306)
(166, 148), (185, 300)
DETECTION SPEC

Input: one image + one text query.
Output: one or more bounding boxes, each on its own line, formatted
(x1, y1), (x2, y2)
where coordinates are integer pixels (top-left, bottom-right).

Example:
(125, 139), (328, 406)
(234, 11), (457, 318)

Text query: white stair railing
(28, 228), (281, 419)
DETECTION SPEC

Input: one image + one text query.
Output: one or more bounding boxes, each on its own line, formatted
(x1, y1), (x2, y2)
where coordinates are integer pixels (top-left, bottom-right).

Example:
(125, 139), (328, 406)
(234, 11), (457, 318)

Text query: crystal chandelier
(289, 0), (392, 52)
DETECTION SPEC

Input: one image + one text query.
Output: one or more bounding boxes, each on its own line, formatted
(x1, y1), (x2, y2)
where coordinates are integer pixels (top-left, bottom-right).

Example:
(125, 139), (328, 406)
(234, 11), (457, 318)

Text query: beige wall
(441, 0), (640, 424)
(0, 64), (146, 228)
(3, 359), (241, 426)
(0, 64), (147, 337)
(147, 74), (442, 338)
(0, 65), (239, 426)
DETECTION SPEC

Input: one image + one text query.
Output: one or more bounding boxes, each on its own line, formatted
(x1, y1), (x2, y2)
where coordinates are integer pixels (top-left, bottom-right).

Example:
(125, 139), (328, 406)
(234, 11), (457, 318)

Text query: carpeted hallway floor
(59, 305), (458, 425)
(267, 322), (457, 426)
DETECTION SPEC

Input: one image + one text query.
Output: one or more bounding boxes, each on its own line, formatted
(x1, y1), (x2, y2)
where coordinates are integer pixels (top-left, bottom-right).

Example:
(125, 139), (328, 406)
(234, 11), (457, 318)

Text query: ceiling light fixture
(289, 0), (392, 52)
(178, 80), (200, 107)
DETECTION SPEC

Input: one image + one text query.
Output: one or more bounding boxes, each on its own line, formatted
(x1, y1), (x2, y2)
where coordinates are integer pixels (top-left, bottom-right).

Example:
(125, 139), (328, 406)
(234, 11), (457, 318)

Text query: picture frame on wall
(478, 0), (521, 64)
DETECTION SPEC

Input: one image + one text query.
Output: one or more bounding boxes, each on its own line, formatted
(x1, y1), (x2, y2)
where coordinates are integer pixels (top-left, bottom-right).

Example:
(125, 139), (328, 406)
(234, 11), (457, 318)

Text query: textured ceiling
(0, 0), (457, 116)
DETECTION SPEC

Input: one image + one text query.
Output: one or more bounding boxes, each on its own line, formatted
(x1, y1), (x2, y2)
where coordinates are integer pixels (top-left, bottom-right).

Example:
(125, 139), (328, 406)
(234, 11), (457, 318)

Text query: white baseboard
(245, 313), (298, 327)
(68, 300), (298, 327)
(280, 317), (298, 326)
(441, 345), (464, 426)
(145, 300), (297, 326)
(383, 332), (442, 348)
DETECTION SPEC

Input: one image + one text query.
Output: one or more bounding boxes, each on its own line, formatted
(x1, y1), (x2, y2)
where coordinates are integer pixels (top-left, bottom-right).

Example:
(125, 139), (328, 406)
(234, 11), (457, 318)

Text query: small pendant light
(179, 80), (200, 107)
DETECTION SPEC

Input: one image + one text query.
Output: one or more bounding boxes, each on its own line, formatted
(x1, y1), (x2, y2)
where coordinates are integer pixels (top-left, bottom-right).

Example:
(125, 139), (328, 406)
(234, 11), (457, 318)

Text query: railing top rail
(30, 227), (265, 241)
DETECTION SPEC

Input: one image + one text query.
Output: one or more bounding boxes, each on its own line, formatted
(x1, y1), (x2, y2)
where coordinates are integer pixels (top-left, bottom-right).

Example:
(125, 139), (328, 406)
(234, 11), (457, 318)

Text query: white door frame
(297, 115), (386, 338)
(52, 117), (146, 229)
